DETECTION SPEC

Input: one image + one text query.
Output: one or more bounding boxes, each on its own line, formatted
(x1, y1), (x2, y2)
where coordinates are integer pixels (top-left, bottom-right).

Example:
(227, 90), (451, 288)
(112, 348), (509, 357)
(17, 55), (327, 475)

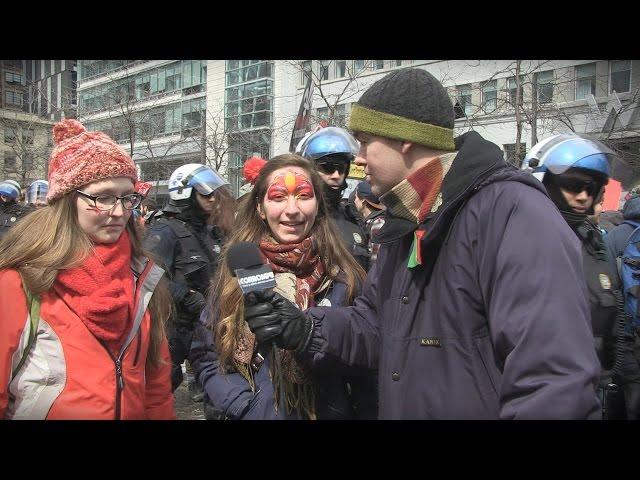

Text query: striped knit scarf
(380, 152), (457, 224)
(380, 152), (456, 268)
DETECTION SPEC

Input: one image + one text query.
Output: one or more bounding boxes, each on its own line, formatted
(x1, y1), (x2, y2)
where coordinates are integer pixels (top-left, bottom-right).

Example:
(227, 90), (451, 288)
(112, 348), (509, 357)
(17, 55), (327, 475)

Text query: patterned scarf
(380, 152), (457, 223)
(53, 230), (134, 356)
(233, 236), (326, 419)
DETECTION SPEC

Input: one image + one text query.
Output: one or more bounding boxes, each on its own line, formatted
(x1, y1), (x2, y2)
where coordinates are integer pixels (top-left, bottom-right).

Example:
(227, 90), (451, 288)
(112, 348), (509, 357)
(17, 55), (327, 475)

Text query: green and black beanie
(349, 68), (455, 151)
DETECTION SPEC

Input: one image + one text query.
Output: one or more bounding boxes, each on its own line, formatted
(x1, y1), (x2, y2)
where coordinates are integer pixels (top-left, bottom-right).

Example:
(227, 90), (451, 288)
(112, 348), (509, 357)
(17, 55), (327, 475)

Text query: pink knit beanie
(46, 119), (138, 203)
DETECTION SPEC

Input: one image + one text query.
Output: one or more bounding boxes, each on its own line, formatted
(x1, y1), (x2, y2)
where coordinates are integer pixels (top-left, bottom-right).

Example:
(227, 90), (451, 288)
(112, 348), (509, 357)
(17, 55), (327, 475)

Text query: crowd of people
(1, 67), (639, 420)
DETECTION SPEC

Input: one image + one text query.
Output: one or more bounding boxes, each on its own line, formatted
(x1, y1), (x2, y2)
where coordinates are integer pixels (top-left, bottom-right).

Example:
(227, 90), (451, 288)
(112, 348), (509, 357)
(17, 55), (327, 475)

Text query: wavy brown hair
(205, 185), (237, 237)
(0, 193), (172, 367)
(209, 153), (366, 369)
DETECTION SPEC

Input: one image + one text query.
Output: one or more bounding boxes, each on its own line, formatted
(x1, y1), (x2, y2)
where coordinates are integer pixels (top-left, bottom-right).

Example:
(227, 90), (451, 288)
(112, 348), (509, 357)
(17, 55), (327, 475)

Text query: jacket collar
(376, 131), (546, 246)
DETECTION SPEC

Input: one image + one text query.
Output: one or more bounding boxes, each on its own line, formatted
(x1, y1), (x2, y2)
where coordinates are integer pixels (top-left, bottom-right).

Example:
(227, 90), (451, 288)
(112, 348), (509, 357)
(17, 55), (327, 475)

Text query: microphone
(227, 242), (284, 408)
(226, 242), (276, 295)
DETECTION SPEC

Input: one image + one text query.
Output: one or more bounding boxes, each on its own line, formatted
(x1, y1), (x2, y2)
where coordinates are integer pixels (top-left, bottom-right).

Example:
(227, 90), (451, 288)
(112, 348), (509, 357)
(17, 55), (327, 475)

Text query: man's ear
(400, 141), (413, 155)
(256, 203), (266, 220)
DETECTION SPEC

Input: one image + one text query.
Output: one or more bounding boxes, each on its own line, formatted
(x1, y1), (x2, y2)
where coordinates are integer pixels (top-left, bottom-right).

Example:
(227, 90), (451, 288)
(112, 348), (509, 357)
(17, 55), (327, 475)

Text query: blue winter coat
(302, 132), (602, 419)
(189, 278), (376, 420)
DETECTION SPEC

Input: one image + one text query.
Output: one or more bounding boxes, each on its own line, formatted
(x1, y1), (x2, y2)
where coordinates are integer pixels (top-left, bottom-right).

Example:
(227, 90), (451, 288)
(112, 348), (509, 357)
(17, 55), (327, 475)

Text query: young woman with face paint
(0, 120), (174, 419)
(189, 154), (376, 420)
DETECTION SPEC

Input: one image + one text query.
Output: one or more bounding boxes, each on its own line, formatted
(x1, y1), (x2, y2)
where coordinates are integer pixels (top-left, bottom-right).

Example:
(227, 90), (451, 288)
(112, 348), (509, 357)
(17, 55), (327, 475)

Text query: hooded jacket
(302, 131), (601, 419)
(0, 258), (175, 419)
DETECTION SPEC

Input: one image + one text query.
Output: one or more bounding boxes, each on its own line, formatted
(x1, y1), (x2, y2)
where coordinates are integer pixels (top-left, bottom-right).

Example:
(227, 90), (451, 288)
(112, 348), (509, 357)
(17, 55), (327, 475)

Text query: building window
(5, 91), (23, 106)
(5, 72), (23, 84)
(354, 60), (366, 72)
(373, 60), (384, 70)
(301, 61), (312, 85)
(457, 84), (473, 117)
(4, 152), (16, 171)
(23, 129), (34, 145)
(576, 63), (596, 100)
(482, 80), (497, 113)
(335, 61), (347, 78)
(610, 60), (631, 94)
(536, 70), (554, 104)
(508, 76), (524, 107)
(392, 60), (403, 67)
(22, 153), (33, 170)
(4, 127), (17, 143)
(503, 143), (527, 165)
(315, 104), (346, 127)
(319, 60), (330, 81)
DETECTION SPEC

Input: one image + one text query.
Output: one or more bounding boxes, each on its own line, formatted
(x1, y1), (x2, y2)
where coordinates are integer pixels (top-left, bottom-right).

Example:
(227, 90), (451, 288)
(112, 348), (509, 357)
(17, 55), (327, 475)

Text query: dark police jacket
(0, 202), (34, 241)
(144, 216), (223, 328)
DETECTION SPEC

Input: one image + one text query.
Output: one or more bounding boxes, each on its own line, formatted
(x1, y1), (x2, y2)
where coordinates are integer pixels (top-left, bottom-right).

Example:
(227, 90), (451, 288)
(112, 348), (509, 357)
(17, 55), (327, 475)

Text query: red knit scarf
(53, 230), (135, 356)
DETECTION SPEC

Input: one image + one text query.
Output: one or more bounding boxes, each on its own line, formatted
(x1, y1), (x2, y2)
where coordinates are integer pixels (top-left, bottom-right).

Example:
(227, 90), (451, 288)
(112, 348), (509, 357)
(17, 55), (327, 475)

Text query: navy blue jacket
(190, 279), (376, 420)
(302, 132), (601, 419)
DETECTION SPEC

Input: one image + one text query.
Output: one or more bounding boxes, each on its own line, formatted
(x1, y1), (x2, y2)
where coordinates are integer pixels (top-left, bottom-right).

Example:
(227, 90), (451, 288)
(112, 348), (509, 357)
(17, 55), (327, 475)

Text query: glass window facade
(78, 61), (206, 114)
(482, 80), (497, 113)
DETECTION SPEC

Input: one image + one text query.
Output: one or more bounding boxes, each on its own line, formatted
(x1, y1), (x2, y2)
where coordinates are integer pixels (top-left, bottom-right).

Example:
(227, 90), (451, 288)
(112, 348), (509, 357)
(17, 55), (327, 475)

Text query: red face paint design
(267, 171), (314, 200)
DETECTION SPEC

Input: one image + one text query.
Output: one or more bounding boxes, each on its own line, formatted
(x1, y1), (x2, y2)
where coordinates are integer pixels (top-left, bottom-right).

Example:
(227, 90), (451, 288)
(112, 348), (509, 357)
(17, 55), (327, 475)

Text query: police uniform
(0, 202), (34, 241)
(144, 215), (224, 390)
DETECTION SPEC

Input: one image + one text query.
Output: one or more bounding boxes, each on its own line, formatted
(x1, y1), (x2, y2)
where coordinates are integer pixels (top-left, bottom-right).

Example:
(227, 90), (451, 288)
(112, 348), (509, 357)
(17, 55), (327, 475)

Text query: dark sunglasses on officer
(554, 175), (601, 197)
(316, 162), (347, 176)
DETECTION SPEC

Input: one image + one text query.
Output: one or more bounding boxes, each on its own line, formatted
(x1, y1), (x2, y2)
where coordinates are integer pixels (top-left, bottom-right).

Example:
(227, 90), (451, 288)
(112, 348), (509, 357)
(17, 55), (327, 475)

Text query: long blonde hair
(209, 153), (366, 369)
(0, 193), (172, 367)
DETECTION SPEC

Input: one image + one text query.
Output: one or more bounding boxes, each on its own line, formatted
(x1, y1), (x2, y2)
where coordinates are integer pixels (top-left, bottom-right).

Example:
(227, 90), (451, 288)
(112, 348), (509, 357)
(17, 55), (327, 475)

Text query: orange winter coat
(0, 258), (175, 420)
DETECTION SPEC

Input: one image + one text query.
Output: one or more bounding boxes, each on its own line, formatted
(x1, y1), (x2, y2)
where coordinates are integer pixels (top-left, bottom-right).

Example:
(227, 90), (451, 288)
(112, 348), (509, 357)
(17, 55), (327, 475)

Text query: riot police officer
(144, 164), (233, 393)
(297, 127), (370, 270)
(0, 180), (34, 241)
(525, 133), (640, 419)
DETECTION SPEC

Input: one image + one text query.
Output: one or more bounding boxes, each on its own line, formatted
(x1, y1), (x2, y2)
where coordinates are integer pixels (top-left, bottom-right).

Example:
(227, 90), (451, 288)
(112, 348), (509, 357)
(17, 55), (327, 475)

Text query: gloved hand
(270, 292), (313, 353)
(182, 289), (206, 316)
(244, 290), (313, 352)
(244, 290), (282, 344)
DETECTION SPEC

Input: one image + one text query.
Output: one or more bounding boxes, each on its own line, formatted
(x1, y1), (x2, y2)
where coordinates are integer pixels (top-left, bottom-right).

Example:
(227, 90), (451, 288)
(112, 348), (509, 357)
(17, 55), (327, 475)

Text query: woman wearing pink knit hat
(0, 119), (175, 419)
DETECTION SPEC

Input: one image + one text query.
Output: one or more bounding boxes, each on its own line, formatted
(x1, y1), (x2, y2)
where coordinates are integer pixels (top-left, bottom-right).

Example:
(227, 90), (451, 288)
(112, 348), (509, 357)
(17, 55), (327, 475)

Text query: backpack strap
(617, 223), (640, 278)
(11, 288), (40, 380)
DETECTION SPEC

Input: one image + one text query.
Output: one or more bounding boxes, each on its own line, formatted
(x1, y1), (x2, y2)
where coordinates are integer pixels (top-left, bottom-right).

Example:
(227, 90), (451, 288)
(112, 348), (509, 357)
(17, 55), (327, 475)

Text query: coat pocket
(471, 333), (501, 416)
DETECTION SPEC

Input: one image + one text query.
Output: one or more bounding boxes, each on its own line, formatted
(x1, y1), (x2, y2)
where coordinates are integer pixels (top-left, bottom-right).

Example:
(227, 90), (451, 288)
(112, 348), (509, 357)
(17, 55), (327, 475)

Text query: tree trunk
(514, 60), (523, 167)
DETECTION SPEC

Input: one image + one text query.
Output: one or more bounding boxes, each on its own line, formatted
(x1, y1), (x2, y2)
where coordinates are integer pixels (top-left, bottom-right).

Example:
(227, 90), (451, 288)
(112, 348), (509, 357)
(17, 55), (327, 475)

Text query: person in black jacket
(525, 133), (640, 419)
(144, 164), (235, 395)
(297, 127), (371, 271)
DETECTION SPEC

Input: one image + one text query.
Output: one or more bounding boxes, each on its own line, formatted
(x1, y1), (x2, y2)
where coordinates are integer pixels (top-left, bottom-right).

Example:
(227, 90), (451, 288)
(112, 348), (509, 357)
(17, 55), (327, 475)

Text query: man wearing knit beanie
(244, 68), (601, 419)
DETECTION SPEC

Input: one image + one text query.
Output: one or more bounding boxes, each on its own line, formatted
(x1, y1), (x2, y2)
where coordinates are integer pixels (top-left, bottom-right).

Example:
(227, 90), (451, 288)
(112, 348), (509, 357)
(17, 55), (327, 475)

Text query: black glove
(244, 290), (313, 352)
(270, 292), (313, 353)
(182, 289), (206, 316)
(244, 290), (283, 344)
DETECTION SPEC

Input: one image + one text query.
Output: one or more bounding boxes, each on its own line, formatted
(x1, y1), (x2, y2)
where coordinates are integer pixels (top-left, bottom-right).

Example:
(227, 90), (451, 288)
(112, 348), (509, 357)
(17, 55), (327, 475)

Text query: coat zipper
(100, 342), (127, 420)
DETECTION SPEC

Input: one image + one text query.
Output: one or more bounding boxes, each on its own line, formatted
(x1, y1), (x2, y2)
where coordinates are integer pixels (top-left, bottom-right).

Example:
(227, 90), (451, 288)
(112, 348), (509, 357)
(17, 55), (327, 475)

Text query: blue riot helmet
(523, 133), (614, 183)
(0, 179), (21, 203)
(524, 133), (624, 215)
(26, 180), (49, 206)
(297, 126), (360, 178)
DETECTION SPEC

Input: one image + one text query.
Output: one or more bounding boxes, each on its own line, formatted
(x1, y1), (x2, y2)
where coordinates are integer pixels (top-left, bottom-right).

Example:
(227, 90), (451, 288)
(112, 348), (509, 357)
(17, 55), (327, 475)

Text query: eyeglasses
(317, 162), (347, 175)
(554, 176), (600, 196)
(76, 189), (143, 211)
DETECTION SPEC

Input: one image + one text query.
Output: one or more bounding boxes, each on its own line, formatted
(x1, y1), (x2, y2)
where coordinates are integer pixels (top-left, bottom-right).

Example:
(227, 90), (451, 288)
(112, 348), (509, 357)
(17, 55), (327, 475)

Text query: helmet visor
(185, 166), (229, 196)
(300, 127), (360, 161)
(27, 182), (49, 203)
(529, 134), (640, 187)
(0, 182), (20, 200)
